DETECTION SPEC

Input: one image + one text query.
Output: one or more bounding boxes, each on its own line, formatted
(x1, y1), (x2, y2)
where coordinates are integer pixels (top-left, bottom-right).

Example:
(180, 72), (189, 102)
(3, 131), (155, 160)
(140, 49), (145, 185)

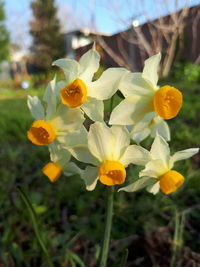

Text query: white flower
(109, 53), (183, 141)
(42, 141), (83, 182)
(68, 122), (150, 190)
(27, 76), (84, 146)
(119, 135), (199, 195)
(53, 45), (128, 122)
(130, 112), (170, 144)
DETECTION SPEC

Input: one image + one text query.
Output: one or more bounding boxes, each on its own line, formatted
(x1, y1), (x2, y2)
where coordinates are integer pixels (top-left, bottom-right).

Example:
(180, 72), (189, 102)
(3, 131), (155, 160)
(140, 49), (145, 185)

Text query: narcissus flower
(130, 112), (170, 144)
(109, 53), (183, 141)
(27, 77), (84, 146)
(68, 122), (150, 190)
(53, 46), (128, 122)
(42, 142), (83, 182)
(119, 135), (199, 195)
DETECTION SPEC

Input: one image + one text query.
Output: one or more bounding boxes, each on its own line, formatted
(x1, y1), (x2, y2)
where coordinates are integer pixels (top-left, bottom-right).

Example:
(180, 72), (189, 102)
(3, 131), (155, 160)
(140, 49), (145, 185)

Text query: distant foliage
(173, 62), (200, 83)
(0, 1), (10, 62)
(29, 0), (66, 72)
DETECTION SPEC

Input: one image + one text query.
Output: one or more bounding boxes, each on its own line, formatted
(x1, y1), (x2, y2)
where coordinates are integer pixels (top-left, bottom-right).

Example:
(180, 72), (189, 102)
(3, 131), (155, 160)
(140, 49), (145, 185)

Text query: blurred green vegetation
(172, 62), (200, 83)
(0, 74), (199, 266)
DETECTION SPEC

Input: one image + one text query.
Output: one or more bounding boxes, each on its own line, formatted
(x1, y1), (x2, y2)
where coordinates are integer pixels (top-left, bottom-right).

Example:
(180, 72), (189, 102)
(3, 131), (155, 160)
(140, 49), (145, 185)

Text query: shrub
(173, 62), (200, 83)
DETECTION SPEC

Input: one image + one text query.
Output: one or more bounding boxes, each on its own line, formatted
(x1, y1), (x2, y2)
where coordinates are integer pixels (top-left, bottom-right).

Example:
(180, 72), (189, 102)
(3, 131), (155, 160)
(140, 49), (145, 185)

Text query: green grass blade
(69, 251), (86, 267)
(17, 187), (54, 267)
(118, 249), (129, 267)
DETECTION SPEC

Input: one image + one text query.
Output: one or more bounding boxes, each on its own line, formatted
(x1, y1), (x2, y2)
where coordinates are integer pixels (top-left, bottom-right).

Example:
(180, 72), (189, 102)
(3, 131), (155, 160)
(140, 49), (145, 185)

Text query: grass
(0, 78), (199, 266)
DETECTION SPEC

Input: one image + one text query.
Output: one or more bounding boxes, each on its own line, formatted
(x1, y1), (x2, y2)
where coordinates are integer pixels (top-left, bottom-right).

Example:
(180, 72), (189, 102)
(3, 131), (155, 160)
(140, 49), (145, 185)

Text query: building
(63, 28), (111, 59)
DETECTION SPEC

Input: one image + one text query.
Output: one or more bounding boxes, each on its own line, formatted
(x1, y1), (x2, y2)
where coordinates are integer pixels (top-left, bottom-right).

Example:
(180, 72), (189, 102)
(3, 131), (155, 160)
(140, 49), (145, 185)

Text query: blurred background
(0, 0), (200, 266)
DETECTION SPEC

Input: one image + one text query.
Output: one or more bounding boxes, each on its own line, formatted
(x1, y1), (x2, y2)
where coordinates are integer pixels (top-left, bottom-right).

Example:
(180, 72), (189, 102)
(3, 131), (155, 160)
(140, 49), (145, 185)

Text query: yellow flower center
(153, 85), (183, 119)
(150, 119), (155, 126)
(27, 120), (56, 145)
(61, 78), (87, 108)
(159, 170), (185, 194)
(98, 160), (126, 186)
(42, 162), (63, 182)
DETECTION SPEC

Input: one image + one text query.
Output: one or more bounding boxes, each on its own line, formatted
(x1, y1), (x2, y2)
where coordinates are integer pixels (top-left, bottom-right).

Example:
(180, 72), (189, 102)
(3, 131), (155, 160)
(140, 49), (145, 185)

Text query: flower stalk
(170, 210), (185, 267)
(99, 186), (114, 267)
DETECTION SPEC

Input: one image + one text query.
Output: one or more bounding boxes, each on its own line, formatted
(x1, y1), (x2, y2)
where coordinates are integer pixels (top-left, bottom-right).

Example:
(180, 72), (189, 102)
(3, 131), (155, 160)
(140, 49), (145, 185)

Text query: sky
(4, 0), (200, 51)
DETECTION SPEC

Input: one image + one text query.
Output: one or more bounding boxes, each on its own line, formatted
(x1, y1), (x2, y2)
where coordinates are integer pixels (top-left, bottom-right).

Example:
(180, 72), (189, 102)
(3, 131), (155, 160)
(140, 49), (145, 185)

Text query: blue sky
(4, 0), (200, 51)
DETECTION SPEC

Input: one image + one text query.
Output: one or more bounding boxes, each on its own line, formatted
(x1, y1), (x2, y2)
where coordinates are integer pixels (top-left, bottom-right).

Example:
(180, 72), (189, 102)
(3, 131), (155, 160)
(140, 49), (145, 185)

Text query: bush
(173, 62), (200, 83)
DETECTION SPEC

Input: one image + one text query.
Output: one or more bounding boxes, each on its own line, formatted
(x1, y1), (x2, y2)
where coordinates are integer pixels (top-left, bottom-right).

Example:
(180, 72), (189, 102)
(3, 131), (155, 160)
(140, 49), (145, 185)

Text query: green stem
(170, 211), (179, 267)
(99, 186), (114, 267)
(170, 210), (184, 267)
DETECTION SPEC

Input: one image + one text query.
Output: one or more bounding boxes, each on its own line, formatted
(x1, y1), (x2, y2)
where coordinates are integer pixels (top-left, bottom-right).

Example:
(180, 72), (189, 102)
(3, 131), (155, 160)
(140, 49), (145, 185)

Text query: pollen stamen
(61, 78), (87, 108)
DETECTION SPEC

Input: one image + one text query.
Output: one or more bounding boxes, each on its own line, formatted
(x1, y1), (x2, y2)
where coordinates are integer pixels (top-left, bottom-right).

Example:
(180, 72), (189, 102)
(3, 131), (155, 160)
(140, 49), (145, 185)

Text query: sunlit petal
(142, 53), (161, 88)
(27, 95), (45, 120)
(79, 47), (100, 83)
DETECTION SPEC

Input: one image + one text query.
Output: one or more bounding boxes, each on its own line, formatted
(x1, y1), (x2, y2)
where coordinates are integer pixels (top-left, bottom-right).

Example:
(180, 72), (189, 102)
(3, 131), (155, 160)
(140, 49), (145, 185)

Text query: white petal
(139, 159), (167, 178)
(79, 48), (100, 83)
(109, 96), (153, 125)
(150, 135), (170, 167)
(81, 97), (104, 122)
(110, 126), (130, 160)
(43, 77), (57, 120)
(58, 127), (88, 147)
(50, 104), (84, 133)
(132, 112), (155, 133)
(52, 58), (79, 83)
(170, 148), (199, 166)
(54, 80), (66, 98)
(142, 53), (161, 88)
(48, 142), (71, 165)
(151, 118), (170, 141)
(130, 112), (155, 143)
(68, 145), (99, 166)
(43, 76), (56, 100)
(48, 142), (60, 162)
(81, 166), (99, 191)
(88, 68), (128, 100)
(146, 181), (160, 194)
(109, 97), (137, 125)
(27, 95), (45, 120)
(63, 162), (83, 176)
(88, 122), (114, 162)
(131, 128), (151, 144)
(119, 72), (153, 97)
(120, 145), (151, 166)
(118, 176), (154, 192)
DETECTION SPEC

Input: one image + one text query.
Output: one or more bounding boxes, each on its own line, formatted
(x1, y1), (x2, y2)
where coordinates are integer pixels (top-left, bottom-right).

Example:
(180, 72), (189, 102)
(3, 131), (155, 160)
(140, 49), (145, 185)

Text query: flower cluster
(27, 46), (199, 195)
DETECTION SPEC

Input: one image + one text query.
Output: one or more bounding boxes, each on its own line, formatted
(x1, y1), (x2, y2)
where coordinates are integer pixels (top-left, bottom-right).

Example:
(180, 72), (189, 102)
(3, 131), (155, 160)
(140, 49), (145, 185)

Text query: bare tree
(91, 0), (200, 77)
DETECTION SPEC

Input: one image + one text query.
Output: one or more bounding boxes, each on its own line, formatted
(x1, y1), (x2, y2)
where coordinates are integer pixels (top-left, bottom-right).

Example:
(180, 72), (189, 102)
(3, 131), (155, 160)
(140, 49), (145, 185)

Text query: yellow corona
(98, 160), (126, 186)
(42, 162), (63, 182)
(153, 85), (183, 119)
(27, 120), (56, 145)
(159, 170), (185, 194)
